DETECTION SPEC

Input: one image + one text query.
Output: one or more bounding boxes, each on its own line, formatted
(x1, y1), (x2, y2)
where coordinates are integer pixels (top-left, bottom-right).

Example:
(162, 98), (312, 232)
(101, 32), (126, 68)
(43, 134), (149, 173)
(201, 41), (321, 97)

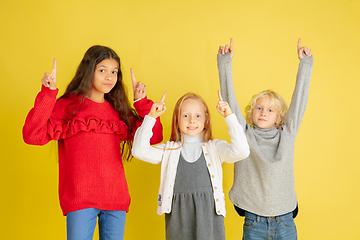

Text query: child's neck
(254, 125), (277, 130)
(183, 133), (204, 143)
(86, 92), (105, 103)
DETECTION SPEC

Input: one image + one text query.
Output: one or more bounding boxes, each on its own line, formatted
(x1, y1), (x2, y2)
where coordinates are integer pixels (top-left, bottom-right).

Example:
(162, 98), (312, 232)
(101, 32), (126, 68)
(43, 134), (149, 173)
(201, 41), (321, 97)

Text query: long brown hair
(170, 93), (213, 142)
(58, 45), (139, 161)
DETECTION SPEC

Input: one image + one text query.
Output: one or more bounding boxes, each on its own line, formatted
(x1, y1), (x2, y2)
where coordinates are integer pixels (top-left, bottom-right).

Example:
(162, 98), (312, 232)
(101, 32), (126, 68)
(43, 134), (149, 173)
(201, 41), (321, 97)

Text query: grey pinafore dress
(165, 152), (225, 240)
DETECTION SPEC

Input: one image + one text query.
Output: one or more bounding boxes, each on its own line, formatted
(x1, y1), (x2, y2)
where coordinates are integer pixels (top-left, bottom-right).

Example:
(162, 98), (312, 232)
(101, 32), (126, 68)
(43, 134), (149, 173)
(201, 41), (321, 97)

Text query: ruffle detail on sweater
(49, 117), (128, 140)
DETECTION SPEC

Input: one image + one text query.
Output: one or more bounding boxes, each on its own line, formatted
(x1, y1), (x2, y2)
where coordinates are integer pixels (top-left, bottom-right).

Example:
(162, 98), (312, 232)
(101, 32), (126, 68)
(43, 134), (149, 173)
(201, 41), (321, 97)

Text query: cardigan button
(205, 153), (209, 156)
(216, 199), (219, 202)
(217, 210), (220, 214)
(214, 187), (217, 190)
(212, 175), (215, 178)
(208, 164), (211, 167)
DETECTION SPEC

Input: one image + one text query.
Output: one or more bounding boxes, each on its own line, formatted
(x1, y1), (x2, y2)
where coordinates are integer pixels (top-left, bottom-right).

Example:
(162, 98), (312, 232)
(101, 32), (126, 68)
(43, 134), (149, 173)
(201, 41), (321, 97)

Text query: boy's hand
(41, 59), (57, 90)
(131, 68), (147, 100)
(218, 38), (234, 58)
(297, 38), (312, 59)
(148, 92), (167, 118)
(216, 90), (232, 117)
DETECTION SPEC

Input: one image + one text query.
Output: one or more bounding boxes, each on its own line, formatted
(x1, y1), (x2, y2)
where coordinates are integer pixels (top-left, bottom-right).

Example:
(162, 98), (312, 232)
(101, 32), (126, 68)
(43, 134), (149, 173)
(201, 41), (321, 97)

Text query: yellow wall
(1, 0), (359, 239)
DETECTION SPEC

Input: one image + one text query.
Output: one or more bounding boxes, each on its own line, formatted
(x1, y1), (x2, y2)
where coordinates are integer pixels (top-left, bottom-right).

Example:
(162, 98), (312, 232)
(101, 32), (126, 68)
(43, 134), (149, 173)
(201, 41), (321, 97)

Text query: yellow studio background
(0, 0), (359, 239)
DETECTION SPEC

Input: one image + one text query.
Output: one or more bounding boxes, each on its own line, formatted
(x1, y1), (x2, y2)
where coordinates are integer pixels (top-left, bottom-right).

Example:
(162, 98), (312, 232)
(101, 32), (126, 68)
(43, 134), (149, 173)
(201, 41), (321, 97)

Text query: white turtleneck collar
(181, 133), (205, 163)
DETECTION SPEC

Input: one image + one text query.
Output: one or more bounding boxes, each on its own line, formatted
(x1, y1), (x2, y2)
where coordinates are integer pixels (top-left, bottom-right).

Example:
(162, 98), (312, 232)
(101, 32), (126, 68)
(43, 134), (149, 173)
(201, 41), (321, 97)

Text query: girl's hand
(218, 38), (234, 58)
(216, 90), (232, 117)
(297, 38), (312, 59)
(148, 92), (167, 118)
(131, 68), (147, 100)
(41, 59), (57, 90)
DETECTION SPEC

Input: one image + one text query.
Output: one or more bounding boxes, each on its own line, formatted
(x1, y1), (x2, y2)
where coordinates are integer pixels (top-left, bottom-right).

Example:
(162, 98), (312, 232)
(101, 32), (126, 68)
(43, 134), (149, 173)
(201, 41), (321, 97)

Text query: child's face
(251, 95), (279, 129)
(89, 58), (119, 102)
(179, 99), (206, 137)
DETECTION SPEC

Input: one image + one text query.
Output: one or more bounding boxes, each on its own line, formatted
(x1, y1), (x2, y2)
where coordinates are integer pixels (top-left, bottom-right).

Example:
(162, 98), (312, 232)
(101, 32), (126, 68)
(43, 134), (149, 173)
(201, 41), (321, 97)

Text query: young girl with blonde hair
(217, 38), (313, 240)
(132, 91), (250, 240)
(22, 45), (163, 240)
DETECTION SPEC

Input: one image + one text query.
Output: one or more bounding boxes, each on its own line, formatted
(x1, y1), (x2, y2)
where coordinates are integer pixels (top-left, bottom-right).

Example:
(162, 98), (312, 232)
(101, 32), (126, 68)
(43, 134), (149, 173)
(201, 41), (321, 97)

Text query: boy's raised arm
(285, 38), (314, 132)
(217, 38), (246, 126)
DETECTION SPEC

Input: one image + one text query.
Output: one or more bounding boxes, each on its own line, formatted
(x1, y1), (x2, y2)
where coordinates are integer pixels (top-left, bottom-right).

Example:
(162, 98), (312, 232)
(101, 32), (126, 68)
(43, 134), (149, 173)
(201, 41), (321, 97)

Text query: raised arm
(132, 93), (168, 164)
(23, 59), (62, 145)
(217, 38), (246, 126)
(131, 68), (163, 144)
(216, 114), (250, 164)
(284, 38), (314, 133)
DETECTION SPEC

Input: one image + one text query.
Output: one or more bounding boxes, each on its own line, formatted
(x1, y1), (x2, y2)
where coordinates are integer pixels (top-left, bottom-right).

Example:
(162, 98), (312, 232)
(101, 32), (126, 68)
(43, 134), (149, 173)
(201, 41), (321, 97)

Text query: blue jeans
(66, 208), (126, 240)
(243, 211), (297, 240)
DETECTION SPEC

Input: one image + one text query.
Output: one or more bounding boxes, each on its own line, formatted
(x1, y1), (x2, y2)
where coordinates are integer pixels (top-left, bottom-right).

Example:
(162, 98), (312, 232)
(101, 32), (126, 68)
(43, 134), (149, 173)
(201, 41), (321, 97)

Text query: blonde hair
(170, 93), (213, 142)
(245, 90), (288, 128)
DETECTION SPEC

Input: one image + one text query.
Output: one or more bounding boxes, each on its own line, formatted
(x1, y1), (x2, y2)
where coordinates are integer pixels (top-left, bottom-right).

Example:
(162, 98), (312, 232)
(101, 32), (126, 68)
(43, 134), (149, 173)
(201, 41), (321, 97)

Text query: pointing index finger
(130, 68), (136, 90)
(230, 38), (233, 50)
(218, 90), (223, 101)
(160, 91), (167, 102)
(297, 38), (301, 51)
(51, 58), (57, 76)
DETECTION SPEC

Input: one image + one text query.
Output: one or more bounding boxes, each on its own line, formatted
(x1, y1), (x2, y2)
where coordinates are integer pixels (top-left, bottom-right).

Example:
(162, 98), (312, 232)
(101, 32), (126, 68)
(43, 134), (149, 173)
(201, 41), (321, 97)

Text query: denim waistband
(245, 211), (293, 223)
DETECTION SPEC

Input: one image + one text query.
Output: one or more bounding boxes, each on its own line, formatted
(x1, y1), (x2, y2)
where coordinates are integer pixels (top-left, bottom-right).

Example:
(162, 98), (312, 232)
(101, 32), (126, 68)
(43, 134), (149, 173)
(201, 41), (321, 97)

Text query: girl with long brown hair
(23, 45), (163, 240)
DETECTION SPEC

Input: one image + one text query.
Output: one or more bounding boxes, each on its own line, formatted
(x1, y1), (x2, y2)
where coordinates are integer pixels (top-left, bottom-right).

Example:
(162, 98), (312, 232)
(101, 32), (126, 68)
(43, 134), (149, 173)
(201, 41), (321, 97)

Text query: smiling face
(251, 95), (279, 129)
(178, 99), (206, 137)
(89, 58), (119, 102)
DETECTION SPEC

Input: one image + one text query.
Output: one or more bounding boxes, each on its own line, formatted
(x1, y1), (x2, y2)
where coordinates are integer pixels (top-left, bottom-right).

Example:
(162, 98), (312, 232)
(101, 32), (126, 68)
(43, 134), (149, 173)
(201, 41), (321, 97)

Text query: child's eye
(268, 109), (273, 112)
(100, 69), (105, 73)
(196, 114), (201, 118)
(183, 114), (188, 118)
(112, 71), (117, 75)
(257, 107), (262, 110)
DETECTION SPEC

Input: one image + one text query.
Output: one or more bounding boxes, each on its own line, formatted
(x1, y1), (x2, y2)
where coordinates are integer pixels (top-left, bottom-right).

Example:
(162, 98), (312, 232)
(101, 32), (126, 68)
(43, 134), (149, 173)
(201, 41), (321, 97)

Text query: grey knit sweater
(217, 53), (313, 216)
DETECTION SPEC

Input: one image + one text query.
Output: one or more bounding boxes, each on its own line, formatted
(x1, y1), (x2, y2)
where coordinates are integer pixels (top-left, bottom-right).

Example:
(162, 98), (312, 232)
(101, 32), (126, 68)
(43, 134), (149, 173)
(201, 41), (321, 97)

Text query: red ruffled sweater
(23, 86), (163, 215)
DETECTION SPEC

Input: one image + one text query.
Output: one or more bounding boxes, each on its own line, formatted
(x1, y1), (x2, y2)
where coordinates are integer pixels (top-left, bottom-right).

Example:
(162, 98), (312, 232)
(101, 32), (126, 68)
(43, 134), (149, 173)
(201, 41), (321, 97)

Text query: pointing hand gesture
(297, 38), (312, 59)
(131, 68), (147, 100)
(216, 90), (232, 117)
(41, 59), (57, 90)
(218, 38), (234, 58)
(148, 92), (167, 118)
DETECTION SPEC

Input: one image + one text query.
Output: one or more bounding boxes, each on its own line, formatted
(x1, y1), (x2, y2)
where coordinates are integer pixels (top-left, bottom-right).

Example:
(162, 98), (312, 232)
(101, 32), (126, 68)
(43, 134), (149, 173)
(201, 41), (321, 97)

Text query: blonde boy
(217, 38), (313, 240)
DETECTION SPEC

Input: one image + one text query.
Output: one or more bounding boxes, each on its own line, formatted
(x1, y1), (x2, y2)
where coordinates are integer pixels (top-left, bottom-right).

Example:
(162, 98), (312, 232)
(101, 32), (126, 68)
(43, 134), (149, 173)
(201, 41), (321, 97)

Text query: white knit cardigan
(132, 114), (249, 217)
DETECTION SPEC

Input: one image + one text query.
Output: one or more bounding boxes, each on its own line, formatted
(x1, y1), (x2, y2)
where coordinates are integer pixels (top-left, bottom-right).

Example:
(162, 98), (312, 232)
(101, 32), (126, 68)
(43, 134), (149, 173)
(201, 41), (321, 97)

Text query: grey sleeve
(284, 55), (314, 133)
(217, 53), (246, 126)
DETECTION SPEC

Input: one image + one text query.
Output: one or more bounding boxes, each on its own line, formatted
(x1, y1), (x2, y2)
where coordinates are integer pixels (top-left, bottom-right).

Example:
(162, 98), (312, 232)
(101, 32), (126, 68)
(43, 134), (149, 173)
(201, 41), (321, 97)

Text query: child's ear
(276, 115), (283, 127)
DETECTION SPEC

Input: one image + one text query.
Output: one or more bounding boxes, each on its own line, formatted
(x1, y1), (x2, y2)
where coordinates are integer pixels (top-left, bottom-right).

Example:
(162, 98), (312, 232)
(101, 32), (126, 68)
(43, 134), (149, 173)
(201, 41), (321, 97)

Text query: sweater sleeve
(131, 115), (167, 164)
(22, 86), (61, 145)
(284, 55), (314, 133)
(133, 97), (163, 145)
(216, 114), (250, 163)
(217, 53), (247, 127)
